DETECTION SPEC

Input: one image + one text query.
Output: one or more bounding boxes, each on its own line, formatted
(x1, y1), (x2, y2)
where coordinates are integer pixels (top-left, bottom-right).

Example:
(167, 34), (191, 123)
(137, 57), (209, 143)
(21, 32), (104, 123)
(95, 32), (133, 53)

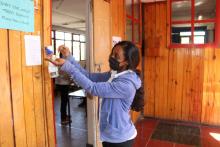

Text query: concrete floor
(54, 92), (87, 147)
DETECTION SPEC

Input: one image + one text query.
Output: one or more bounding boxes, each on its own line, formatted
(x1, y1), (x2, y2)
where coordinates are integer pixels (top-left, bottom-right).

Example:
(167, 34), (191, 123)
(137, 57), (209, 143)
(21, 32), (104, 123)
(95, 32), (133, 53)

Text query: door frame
(85, 0), (99, 146)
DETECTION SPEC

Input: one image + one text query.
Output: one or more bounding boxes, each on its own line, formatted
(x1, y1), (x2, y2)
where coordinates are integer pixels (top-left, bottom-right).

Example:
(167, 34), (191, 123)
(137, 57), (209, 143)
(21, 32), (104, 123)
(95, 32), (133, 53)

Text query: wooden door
(0, 0), (55, 147)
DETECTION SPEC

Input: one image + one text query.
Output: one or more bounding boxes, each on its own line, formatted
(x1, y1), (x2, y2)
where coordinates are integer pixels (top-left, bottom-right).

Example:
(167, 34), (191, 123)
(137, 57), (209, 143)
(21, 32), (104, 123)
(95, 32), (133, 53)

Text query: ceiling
(52, 0), (86, 33)
(52, 0), (164, 33)
(52, 0), (215, 33)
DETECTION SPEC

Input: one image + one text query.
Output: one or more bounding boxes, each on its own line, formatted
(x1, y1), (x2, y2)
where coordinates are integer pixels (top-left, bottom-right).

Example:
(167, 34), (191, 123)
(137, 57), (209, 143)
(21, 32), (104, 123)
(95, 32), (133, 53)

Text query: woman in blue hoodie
(47, 41), (144, 147)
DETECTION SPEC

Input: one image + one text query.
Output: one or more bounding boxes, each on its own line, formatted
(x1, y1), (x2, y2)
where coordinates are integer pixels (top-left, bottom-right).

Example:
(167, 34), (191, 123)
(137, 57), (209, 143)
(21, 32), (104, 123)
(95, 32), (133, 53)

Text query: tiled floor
(54, 91), (87, 147)
(133, 118), (220, 147)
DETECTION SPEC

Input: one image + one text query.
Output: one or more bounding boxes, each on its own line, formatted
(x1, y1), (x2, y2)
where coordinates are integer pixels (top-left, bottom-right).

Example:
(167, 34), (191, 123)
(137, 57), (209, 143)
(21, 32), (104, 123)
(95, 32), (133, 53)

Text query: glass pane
(55, 31), (64, 40)
(55, 40), (64, 57)
(126, 18), (132, 41)
(81, 43), (86, 60)
(52, 39), (55, 53)
(194, 23), (215, 44)
(73, 41), (80, 61)
(181, 37), (190, 44)
(126, 0), (132, 16)
(194, 36), (205, 44)
(65, 33), (72, 40)
(65, 41), (72, 52)
(52, 31), (54, 38)
(172, 0), (191, 21)
(80, 35), (86, 42)
(73, 34), (80, 41)
(134, 0), (140, 19)
(195, 0), (216, 20)
(172, 24), (192, 44)
(134, 22), (140, 43)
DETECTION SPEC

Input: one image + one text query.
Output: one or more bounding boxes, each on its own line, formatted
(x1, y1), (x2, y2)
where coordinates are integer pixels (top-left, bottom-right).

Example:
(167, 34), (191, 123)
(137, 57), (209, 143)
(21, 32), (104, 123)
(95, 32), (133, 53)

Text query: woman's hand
(45, 58), (66, 66)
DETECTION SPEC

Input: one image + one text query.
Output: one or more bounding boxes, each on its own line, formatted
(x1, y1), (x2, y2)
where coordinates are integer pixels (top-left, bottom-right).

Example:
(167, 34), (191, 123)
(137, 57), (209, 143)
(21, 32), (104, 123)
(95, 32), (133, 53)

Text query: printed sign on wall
(24, 35), (41, 66)
(112, 36), (122, 47)
(0, 0), (34, 32)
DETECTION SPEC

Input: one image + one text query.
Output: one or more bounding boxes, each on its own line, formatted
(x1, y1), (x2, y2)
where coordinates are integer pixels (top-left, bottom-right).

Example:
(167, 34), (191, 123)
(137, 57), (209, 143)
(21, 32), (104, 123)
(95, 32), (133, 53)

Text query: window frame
(51, 30), (86, 61)
(126, 0), (142, 45)
(169, 0), (220, 48)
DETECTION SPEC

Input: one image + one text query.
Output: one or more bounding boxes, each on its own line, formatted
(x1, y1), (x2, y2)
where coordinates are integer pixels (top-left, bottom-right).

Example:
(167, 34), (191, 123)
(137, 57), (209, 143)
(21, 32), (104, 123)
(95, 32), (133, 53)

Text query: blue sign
(0, 0), (34, 32)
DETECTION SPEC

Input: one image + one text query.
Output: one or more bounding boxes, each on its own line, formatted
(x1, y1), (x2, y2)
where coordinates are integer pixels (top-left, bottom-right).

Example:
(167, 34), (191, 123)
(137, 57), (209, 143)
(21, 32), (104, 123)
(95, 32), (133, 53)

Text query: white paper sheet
(112, 36), (122, 47)
(24, 35), (42, 66)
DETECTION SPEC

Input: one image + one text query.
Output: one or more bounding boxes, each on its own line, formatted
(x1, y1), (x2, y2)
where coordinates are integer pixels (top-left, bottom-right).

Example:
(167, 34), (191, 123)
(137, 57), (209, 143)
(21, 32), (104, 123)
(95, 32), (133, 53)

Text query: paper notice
(112, 36), (122, 47)
(24, 35), (41, 66)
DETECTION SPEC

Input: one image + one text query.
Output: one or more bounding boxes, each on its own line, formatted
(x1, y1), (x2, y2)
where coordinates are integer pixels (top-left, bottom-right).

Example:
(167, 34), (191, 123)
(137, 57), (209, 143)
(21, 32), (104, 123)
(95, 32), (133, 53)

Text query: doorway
(52, 0), (89, 146)
(51, 0), (112, 146)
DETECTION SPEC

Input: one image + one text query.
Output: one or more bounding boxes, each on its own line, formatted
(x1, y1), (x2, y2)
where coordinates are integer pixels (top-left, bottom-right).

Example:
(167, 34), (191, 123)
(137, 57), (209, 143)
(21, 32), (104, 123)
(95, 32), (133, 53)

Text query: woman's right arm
(66, 55), (111, 82)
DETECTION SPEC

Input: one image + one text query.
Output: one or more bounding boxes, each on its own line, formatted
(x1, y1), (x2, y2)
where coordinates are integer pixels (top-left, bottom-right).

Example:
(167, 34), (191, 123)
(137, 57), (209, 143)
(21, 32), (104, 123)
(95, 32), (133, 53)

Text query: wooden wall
(143, 2), (220, 125)
(0, 0), (56, 147)
(110, 0), (125, 40)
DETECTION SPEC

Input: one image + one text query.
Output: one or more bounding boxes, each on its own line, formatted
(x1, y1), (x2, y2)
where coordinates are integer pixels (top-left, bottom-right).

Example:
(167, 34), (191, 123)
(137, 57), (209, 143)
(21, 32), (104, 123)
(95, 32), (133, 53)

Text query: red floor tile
(135, 118), (220, 147)
(133, 137), (148, 147)
(133, 128), (154, 147)
(146, 139), (174, 147)
(201, 126), (220, 147)
(201, 136), (220, 147)
(134, 121), (155, 147)
(201, 126), (220, 138)
(174, 143), (194, 147)
(136, 119), (156, 140)
(141, 128), (154, 140)
(142, 119), (158, 129)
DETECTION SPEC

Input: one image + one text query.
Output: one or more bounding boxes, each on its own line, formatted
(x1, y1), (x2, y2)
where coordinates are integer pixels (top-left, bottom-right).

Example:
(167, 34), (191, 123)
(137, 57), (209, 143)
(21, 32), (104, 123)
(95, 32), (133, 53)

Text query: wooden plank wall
(0, 30), (15, 147)
(143, 1), (220, 125)
(42, 0), (56, 146)
(0, 0), (56, 147)
(110, 0), (125, 40)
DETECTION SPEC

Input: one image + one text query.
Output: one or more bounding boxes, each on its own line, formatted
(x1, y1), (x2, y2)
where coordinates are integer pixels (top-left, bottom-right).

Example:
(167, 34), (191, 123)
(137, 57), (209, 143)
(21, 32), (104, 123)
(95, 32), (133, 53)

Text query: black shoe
(66, 115), (71, 119)
(78, 100), (86, 107)
(61, 116), (72, 125)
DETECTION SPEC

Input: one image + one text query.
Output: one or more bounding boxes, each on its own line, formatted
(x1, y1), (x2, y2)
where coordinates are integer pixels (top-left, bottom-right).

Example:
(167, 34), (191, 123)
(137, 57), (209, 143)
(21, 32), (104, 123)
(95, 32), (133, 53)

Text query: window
(51, 31), (86, 61)
(73, 42), (80, 61)
(73, 34), (86, 61)
(126, 0), (141, 44)
(170, 0), (219, 48)
(80, 43), (86, 60)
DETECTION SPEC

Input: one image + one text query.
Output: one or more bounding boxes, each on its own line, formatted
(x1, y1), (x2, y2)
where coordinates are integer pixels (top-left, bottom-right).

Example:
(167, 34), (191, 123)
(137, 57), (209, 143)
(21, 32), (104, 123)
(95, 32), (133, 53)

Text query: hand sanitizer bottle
(48, 55), (59, 78)
(46, 46), (59, 78)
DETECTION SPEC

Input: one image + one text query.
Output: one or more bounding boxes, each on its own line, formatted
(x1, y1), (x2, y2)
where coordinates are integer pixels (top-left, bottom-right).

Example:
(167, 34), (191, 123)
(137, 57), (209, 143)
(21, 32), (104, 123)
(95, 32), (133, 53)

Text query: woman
(48, 41), (144, 147)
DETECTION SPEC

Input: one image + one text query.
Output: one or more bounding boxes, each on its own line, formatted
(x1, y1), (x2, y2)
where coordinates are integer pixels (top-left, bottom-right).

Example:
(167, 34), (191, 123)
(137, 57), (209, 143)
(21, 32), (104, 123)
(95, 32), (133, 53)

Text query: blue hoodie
(61, 56), (141, 143)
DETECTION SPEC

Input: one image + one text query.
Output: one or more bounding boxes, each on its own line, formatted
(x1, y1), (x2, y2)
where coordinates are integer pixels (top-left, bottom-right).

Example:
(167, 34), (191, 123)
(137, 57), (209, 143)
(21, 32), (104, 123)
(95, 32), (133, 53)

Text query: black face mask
(109, 57), (120, 71)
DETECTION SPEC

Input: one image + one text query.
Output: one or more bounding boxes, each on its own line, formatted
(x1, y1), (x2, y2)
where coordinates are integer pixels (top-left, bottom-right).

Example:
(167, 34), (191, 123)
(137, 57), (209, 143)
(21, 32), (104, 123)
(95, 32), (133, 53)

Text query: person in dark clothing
(55, 45), (72, 125)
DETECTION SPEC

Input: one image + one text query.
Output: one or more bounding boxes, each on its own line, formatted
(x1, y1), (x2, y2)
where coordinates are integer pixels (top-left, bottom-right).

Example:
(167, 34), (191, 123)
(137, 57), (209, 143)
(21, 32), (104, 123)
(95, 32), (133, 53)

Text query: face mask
(109, 57), (120, 71)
